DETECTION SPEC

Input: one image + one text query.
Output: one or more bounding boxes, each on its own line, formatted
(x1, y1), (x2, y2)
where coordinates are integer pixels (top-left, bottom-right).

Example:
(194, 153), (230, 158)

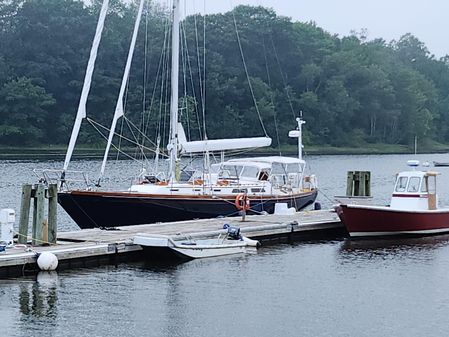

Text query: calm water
(2, 153), (449, 336)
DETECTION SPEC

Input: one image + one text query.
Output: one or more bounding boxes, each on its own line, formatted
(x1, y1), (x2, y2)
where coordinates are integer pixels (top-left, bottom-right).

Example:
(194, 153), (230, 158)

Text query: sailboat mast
(169, 0), (181, 181)
(62, 0), (109, 172)
(296, 116), (305, 161)
(97, 0), (145, 185)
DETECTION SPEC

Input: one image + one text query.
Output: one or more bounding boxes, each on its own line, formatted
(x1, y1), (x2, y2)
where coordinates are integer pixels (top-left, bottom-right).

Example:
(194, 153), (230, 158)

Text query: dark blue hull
(58, 189), (318, 229)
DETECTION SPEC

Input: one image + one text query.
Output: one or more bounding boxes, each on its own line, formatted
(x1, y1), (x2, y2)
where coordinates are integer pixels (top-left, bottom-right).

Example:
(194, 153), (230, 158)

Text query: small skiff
(134, 226), (260, 260)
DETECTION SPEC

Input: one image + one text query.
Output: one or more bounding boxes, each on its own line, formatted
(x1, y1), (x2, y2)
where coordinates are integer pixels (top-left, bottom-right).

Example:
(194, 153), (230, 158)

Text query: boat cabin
(222, 156), (307, 188)
(390, 170), (439, 211)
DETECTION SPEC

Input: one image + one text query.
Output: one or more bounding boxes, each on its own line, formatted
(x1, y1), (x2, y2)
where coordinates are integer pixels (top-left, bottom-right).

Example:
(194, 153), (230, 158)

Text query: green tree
(0, 77), (55, 145)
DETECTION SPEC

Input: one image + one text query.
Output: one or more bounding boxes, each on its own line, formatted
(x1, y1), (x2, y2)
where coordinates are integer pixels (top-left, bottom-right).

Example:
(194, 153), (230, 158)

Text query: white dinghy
(134, 225), (259, 260)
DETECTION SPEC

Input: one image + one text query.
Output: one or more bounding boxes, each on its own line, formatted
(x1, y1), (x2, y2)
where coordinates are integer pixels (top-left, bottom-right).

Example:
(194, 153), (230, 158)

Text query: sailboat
(49, 0), (318, 229)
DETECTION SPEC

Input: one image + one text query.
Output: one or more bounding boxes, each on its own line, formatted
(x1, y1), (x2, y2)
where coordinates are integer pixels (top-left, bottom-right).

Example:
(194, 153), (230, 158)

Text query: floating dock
(0, 210), (344, 278)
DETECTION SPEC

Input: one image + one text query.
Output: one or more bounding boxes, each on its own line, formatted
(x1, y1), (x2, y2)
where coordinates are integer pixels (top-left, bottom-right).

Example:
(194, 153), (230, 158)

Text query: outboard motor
(223, 224), (242, 240)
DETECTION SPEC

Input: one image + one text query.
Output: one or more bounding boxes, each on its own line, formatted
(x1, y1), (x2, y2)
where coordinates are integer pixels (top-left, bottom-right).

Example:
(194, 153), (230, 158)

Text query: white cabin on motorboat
(390, 168), (439, 211)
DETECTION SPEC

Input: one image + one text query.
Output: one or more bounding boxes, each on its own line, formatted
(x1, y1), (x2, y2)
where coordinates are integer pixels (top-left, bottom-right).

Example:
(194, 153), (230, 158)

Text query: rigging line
(124, 117), (151, 164)
(162, 36), (171, 150)
(86, 118), (168, 157)
(181, 6), (192, 142)
(183, 17), (203, 140)
(262, 35), (282, 155)
(202, 0), (207, 139)
(193, 5), (206, 138)
(270, 33), (297, 119)
(124, 115), (168, 157)
(118, 72), (131, 162)
(86, 118), (129, 161)
(145, 15), (170, 146)
(230, 3), (268, 137)
(180, 20), (191, 141)
(161, 7), (172, 150)
(141, 0), (150, 149)
(158, 22), (169, 150)
(318, 189), (335, 204)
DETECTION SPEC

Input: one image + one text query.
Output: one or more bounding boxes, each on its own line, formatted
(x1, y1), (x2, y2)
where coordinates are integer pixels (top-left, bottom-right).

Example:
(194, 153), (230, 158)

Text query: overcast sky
(176, 0), (449, 58)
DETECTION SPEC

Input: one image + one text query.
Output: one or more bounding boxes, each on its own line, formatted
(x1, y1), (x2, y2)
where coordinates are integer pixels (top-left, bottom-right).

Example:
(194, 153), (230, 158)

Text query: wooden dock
(0, 209), (345, 278)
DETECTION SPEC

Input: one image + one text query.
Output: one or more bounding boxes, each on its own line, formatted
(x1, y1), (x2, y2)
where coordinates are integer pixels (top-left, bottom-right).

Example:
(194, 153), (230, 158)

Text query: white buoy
(37, 252), (58, 271)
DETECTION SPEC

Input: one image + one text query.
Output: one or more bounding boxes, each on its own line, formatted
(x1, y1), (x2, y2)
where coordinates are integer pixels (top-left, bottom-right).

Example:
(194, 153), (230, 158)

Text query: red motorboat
(336, 161), (449, 238)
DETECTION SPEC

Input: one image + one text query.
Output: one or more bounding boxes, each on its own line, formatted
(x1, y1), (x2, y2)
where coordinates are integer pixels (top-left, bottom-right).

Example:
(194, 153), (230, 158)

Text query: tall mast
(296, 117), (305, 161)
(62, 0), (109, 172)
(168, 0), (180, 181)
(289, 115), (305, 161)
(97, 0), (145, 185)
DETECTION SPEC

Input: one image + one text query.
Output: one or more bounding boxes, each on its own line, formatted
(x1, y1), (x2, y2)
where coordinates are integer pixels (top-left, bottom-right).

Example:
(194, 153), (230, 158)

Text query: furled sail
(62, 0), (109, 172)
(98, 0), (146, 183)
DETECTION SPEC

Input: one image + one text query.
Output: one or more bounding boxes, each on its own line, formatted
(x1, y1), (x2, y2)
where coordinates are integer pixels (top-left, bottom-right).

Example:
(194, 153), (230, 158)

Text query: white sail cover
(177, 123), (271, 153)
(179, 137), (272, 153)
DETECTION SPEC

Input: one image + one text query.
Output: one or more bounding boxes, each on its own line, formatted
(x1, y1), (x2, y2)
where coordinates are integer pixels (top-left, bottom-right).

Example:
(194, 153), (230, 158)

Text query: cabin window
(210, 164), (220, 174)
(219, 165), (243, 179)
(258, 170), (269, 181)
(251, 188), (265, 193)
(286, 163), (302, 174)
(271, 162), (286, 175)
(180, 170), (195, 182)
(395, 177), (408, 192)
(241, 166), (259, 179)
(407, 177), (421, 192)
(232, 188), (247, 193)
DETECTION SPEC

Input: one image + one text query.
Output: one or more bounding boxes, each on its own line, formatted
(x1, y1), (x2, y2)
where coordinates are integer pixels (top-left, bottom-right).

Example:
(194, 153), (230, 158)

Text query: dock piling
(32, 184), (45, 246)
(18, 183), (58, 246)
(18, 184), (32, 244)
(47, 184), (58, 244)
(346, 171), (371, 197)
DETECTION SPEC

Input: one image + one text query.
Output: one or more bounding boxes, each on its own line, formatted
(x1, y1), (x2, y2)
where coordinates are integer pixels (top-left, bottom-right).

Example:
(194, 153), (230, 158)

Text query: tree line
(1, 0), (449, 150)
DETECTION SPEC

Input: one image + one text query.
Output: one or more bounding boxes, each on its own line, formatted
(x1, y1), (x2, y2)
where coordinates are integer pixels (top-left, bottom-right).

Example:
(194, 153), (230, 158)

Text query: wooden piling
(19, 184), (58, 246)
(18, 184), (32, 244)
(346, 171), (371, 197)
(32, 184), (45, 246)
(47, 184), (58, 244)
(346, 172), (353, 196)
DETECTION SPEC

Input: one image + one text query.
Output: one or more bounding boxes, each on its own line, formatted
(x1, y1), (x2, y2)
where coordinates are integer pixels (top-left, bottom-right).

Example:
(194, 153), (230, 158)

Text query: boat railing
(33, 169), (91, 190)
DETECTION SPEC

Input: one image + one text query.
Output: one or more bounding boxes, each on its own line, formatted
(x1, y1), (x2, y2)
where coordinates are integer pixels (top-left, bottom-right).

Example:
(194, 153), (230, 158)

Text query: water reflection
(19, 272), (59, 321)
(338, 234), (449, 264)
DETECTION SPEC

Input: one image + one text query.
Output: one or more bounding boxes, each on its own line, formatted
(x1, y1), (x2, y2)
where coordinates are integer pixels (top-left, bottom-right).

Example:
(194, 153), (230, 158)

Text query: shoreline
(1, 143), (448, 160)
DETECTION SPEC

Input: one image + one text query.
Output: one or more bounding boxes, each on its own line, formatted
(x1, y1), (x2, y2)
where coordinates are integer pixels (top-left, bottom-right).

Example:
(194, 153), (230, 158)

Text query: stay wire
(262, 34), (282, 155)
(230, 2), (268, 137)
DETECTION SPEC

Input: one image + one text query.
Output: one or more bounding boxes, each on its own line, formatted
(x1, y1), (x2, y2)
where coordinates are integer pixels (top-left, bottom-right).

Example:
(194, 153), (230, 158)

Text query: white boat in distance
(134, 225), (260, 260)
(45, 0), (318, 229)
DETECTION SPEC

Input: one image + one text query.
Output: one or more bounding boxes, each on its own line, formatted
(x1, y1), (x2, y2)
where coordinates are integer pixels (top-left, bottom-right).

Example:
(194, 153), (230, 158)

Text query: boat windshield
(218, 164), (260, 180)
(395, 176), (408, 192)
(407, 177), (421, 192)
(394, 175), (424, 193)
(219, 165), (244, 179)
(241, 166), (259, 180)
(271, 162), (303, 175)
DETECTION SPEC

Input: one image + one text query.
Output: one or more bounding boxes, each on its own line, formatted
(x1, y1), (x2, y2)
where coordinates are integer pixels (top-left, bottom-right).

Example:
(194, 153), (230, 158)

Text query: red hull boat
(336, 161), (449, 238)
(336, 204), (449, 237)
